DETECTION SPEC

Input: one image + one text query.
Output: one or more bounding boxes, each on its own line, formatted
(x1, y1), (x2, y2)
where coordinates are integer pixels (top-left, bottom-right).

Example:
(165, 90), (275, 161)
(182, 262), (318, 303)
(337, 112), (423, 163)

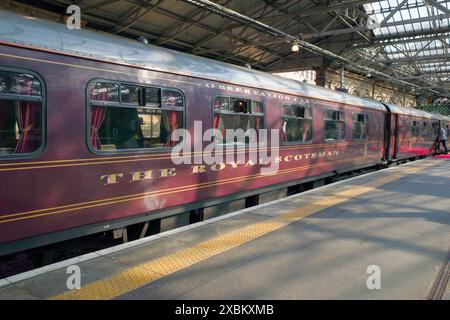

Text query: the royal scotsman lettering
(100, 150), (340, 185)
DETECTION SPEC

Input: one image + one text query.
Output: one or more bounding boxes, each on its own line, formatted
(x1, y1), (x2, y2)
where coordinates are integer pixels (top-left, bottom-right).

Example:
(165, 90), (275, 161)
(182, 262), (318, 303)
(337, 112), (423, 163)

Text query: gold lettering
(211, 163), (226, 171)
(311, 153), (317, 159)
(274, 156), (282, 164)
(161, 168), (176, 177)
(192, 165), (206, 174)
(229, 161), (241, 168)
(294, 154), (302, 160)
(130, 170), (153, 182)
(101, 173), (123, 185)
(245, 160), (256, 167)
(284, 155), (293, 162)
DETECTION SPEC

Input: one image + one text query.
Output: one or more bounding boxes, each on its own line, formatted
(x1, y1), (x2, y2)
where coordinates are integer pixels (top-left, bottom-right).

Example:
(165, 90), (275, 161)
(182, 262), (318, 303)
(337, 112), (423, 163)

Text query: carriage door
(390, 114), (399, 159)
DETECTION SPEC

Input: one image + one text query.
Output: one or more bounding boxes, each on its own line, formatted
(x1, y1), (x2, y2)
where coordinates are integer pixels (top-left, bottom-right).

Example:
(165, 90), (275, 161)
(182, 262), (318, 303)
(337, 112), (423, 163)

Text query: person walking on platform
(439, 125), (448, 154)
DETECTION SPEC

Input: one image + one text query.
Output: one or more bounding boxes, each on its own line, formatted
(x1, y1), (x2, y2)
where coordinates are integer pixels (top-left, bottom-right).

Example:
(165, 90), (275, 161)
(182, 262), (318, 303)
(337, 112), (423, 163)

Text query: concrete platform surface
(0, 158), (449, 300)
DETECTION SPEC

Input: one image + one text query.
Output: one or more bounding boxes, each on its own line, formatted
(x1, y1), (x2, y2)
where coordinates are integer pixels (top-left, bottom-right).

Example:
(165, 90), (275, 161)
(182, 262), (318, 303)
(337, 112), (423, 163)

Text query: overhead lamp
(291, 42), (300, 52)
(137, 36), (150, 45)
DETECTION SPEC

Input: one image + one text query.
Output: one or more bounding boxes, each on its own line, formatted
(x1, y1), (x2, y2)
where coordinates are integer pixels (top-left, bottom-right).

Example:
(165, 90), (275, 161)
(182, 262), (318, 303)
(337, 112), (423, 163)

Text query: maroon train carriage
(0, 11), (448, 256)
(386, 104), (449, 159)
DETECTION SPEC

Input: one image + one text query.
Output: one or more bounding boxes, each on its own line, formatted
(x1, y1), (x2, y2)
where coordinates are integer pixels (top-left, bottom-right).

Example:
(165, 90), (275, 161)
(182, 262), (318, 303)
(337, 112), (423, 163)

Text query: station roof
(362, 0), (450, 95)
(2, 0), (450, 99)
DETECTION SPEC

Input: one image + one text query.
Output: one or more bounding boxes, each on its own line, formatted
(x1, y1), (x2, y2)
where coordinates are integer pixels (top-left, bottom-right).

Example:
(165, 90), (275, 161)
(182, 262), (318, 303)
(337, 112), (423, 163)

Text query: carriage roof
(1, 9), (448, 121)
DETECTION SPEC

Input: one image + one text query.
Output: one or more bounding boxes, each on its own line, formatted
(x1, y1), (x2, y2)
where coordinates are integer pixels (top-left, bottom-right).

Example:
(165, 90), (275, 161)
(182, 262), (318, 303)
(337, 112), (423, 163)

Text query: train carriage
(0, 10), (448, 256)
(386, 104), (448, 159)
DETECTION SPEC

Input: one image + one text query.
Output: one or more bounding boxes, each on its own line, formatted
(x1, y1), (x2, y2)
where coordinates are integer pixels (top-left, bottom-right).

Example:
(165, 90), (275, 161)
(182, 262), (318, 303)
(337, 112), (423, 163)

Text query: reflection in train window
(432, 122), (440, 137)
(0, 69), (43, 157)
(213, 96), (264, 144)
(281, 104), (313, 144)
(420, 121), (430, 138)
(88, 81), (184, 151)
(411, 120), (420, 137)
(324, 110), (345, 142)
(353, 113), (369, 140)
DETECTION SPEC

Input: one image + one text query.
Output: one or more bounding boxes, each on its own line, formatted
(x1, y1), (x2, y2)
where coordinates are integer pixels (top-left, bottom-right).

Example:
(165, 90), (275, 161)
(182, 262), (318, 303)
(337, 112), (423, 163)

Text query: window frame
(86, 79), (186, 155)
(211, 94), (266, 147)
(420, 120), (430, 138)
(352, 112), (369, 141)
(410, 120), (420, 137)
(0, 66), (46, 160)
(280, 103), (314, 145)
(323, 109), (346, 143)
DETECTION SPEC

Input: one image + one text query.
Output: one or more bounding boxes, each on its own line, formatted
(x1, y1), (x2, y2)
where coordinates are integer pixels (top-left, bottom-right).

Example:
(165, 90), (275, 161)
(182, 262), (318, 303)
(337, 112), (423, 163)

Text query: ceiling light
(291, 43), (300, 52)
(137, 36), (150, 45)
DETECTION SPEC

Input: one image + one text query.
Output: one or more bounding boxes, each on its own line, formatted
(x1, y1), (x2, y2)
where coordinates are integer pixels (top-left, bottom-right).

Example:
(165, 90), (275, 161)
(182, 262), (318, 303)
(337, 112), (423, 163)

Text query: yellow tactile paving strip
(49, 160), (439, 300)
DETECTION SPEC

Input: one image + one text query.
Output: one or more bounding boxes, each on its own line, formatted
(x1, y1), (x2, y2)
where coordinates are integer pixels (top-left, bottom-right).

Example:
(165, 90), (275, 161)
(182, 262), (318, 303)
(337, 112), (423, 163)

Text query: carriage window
(281, 104), (313, 143)
(0, 70), (43, 156)
(88, 81), (184, 151)
(120, 85), (140, 105)
(420, 121), (429, 137)
(353, 113), (369, 140)
(411, 120), (419, 137)
(213, 96), (264, 144)
(91, 82), (119, 102)
(432, 122), (440, 137)
(324, 110), (345, 142)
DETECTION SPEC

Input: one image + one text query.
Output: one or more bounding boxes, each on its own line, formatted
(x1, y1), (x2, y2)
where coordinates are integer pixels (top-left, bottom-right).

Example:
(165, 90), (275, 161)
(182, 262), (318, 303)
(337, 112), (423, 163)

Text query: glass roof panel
(364, 0), (450, 78)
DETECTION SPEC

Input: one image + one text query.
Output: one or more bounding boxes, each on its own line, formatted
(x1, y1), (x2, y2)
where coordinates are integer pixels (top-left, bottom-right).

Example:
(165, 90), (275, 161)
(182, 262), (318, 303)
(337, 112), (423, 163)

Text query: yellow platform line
(49, 160), (437, 300)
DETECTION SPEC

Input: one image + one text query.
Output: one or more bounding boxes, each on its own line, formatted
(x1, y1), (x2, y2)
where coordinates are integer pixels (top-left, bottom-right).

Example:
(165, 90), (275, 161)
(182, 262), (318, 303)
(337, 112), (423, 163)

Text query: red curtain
(15, 79), (40, 153)
(213, 114), (225, 141)
(164, 111), (179, 147)
(14, 102), (40, 153)
(213, 115), (220, 129)
(90, 87), (107, 150)
(90, 106), (106, 150)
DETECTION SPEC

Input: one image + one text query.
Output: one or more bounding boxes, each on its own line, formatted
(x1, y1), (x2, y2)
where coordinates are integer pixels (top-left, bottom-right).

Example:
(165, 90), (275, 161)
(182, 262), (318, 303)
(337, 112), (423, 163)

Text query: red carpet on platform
(433, 154), (450, 158)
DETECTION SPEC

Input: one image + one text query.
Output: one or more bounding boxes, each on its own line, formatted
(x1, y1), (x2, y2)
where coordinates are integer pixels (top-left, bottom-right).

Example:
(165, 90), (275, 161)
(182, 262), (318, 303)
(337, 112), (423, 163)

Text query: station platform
(0, 158), (449, 300)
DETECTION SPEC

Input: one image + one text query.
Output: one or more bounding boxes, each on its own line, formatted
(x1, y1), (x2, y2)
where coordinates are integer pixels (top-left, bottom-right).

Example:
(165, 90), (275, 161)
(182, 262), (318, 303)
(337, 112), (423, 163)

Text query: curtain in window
(164, 111), (179, 147)
(213, 114), (226, 141)
(213, 114), (220, 129)
(15, 79), (40, 154)
(90, 106), (106, 150)
(281, 121), (287, 143)
(302, 120), (311, 142)
(90, 88), (107, 150)
(14, 101), (40, 153)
